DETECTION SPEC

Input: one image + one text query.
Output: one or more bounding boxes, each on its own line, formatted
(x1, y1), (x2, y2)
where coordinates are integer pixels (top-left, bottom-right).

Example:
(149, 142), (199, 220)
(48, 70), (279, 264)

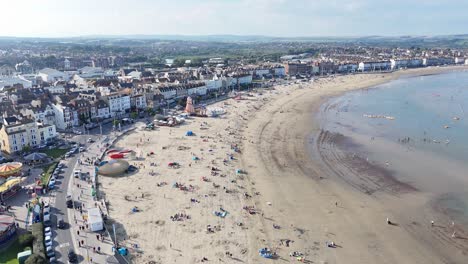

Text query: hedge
(31, 222), (45, 259)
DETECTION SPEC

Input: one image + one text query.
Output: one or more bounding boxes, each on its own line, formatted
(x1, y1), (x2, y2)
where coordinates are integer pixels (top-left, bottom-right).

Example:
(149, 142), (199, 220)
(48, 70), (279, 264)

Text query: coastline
(99, 65), (468, 263)
(239, 65), (468, 263)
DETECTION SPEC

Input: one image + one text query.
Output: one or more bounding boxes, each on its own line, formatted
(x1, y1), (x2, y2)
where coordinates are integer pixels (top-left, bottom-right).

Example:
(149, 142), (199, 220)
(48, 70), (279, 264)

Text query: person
(387, 218), (391, 225)
(77, 230), (80, 236)
(431, 220), (434, 227)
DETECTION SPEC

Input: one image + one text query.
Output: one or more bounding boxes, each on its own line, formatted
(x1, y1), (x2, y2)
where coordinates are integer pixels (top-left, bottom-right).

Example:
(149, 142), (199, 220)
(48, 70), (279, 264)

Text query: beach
(100, 66), (468, 263)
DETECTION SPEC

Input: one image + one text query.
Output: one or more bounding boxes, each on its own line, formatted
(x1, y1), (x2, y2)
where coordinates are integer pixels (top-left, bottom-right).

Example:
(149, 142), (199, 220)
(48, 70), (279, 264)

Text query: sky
(1, 0), (467, 37)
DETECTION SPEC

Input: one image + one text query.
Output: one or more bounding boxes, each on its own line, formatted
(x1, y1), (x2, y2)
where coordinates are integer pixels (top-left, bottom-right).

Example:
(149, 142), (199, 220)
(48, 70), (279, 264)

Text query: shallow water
(321, 70), (468, 227)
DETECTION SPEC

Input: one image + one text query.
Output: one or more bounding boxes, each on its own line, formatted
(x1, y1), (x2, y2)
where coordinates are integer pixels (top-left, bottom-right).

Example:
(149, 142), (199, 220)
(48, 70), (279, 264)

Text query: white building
(273, 67), (286, 77)
(131, 94), (147, 110)
(206, 79), (223, 92)
(104, 93), (131, 117)
(0, 76), (32, 90)
(78, 66), (104, 79)
(38, 68), (69, 83)
(45, 86), (66, 94)
(455, 57), (466, 64)
(52, 104), (76, 130)
(90, 100), (110, 120)
(253, 69), (270, 77)
(358, 61), (391, 72)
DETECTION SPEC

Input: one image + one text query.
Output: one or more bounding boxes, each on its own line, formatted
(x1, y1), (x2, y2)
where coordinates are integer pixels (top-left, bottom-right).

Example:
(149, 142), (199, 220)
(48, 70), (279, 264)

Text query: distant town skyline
(1, 0), (468, 38)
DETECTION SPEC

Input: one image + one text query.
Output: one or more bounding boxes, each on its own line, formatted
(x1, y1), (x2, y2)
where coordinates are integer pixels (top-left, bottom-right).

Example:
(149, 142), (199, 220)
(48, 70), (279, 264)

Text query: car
(67, 248), (78, 263)
(57, 218), (65, 229)
(73, 170), (81, 178)
(79, 147), (85, 152)
(49, 256), (57, 263)
(43, 202), (50, 210)
(64, 153), (70, 158)
(87, 138), (94, 143)
(46, 246), (55, 258)
(44, 227), (52, 237)
(44, 235), (53, 247)
(38, 144), (47, 149)
(49, 178), (56, 186)
(66, 194), (73, 208)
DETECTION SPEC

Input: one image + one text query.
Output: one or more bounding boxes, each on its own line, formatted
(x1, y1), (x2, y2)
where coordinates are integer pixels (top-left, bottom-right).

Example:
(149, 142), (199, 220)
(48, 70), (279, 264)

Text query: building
(19, 105), (56, 126)
(0, 76), (33, 90)
(0, 65), (15, 76)
(0, 116), (57, 153)
(90, 100), (110, 120)
(358, 61), (391, 72)
(130, 94), (147, 110)
(38, 68), (69, 83)
(284, 62), (312, 75)
(103, 93), (131, 117)
(52, 104), (76, 130)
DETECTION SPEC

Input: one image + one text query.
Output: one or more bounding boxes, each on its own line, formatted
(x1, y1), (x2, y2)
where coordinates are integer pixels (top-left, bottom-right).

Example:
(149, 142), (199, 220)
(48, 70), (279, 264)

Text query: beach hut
(0, 162), (22, 178)
(87, 207), (103, 232)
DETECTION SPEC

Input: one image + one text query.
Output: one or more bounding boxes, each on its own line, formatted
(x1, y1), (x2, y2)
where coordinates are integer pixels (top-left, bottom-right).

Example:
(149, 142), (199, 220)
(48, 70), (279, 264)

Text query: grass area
(41, 162), (58, 184)
(43, 148), (69, 159)
(0, 238), (22, 264)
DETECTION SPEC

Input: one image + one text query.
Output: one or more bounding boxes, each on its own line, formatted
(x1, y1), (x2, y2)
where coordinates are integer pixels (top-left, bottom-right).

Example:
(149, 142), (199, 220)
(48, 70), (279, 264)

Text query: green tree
(18, 232), (34, 247)
(25, 254), (47, 264)
(23, 144), (31, 153)
(130, 112), (138, 119)
(112, 119), (120, 126)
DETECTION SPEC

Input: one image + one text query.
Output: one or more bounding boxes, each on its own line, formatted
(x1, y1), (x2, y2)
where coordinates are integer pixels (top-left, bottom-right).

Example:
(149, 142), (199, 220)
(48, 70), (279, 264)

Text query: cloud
(0, 0), (467, 37)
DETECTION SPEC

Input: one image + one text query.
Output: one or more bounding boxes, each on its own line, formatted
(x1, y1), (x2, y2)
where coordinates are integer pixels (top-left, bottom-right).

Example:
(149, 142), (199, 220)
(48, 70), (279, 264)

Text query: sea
(320, 70), (468, 227)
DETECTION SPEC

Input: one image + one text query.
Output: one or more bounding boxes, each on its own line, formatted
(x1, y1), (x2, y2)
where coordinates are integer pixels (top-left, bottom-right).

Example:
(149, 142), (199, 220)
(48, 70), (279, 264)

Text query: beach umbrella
(24, 152), (48, 161)
(0, 162), (22, 177)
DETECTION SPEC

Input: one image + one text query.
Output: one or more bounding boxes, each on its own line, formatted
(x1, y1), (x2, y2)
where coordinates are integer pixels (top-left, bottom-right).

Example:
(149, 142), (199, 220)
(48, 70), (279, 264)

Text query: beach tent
(87, 207), (103, 232)
(185, 131), (194, 136)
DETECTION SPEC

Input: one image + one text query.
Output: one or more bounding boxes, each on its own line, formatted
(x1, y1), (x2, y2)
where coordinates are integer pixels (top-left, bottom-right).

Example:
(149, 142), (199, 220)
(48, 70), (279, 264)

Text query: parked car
(44, 236), (53, 247)
(46, 246), (55, 258)
(44, 227), (52, 237)
(66, 194), (73, 208)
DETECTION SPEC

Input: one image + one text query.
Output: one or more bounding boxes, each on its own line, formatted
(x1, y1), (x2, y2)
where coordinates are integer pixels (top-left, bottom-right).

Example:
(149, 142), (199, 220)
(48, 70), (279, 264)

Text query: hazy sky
(1, 0), (467, 37)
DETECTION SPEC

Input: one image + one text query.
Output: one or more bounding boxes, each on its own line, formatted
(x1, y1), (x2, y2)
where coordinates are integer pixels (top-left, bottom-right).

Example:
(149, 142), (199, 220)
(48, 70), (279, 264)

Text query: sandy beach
(99, 65), (468, 263)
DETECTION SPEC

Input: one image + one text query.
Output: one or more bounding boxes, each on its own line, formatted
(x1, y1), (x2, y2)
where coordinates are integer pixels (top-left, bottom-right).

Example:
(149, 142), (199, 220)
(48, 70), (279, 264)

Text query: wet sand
(100, 65), (468, 263)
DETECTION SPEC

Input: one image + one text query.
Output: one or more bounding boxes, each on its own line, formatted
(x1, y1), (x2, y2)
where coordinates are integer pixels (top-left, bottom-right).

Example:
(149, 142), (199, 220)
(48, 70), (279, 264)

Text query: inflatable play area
(96, 159), (130, 176)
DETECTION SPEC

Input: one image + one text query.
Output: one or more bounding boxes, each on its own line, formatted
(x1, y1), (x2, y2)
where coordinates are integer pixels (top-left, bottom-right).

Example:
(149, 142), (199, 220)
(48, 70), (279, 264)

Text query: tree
(130, 112), (138, 119)
(112, 119), (120, 126)
(25, 254), (47, 264)
(22, 144), (31, 153)
(18, 232), (34, 247)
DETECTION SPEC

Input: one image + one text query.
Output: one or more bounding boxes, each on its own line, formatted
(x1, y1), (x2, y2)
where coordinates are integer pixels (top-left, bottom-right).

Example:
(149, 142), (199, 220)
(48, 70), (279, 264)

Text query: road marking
(58, 242), (70, 248)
